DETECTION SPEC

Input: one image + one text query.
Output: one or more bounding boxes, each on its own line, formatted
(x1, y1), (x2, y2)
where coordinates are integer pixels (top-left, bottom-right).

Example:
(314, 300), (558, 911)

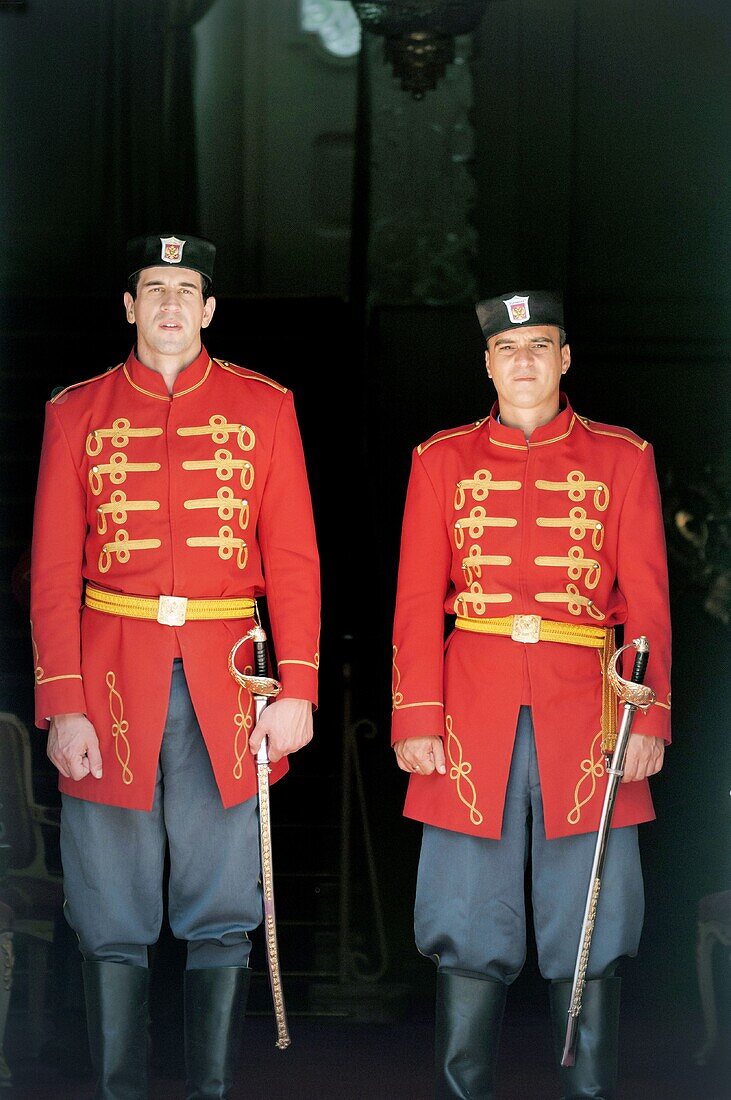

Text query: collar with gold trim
(489, 394), (575, 450)
(122, 344), (212, 401)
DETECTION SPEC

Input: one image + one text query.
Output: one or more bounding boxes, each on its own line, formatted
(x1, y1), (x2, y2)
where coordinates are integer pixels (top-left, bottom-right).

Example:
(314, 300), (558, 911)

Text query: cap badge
(160, 236), (186, 264)
(503, 295), (530, 324)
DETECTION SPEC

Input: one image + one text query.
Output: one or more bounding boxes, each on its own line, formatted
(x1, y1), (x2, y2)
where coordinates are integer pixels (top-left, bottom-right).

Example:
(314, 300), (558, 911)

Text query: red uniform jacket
(31, 346), (320, 811)
(392, 398), (671, 840)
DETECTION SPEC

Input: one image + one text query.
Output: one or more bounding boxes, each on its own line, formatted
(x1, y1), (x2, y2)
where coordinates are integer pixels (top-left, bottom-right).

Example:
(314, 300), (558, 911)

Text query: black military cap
(126, 233), (216, 283)
(475, 291), (564, 342)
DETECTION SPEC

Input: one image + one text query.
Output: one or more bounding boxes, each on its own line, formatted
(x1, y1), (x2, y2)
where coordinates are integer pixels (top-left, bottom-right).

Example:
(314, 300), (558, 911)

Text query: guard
(31, 233), (320, 1098)
(391, 291), (671, 1097)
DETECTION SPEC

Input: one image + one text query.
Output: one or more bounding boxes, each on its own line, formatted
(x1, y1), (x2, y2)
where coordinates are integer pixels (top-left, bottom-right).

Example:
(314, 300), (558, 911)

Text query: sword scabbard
(561, 636), (653, 1067)
(229, 627), (289, 1050)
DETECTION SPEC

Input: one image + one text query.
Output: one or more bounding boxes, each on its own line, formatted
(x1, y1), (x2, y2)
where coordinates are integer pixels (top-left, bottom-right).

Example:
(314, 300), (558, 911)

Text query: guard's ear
(561, 342), (571, 375)
(123, 291), (135, 325)
(484, 348), (492, 379)
(201, 295), (217, 329)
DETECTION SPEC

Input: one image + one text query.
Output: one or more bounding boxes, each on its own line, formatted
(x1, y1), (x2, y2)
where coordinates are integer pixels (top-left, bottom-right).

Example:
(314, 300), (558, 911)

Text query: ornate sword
(228, 624), (291, 1051)
(561, 635), (656, 1067)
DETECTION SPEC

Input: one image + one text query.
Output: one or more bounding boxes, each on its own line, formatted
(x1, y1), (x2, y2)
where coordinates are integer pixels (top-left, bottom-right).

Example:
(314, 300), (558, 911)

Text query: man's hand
(394, 736), (446, 776)
(250, 698), (313, 764)
(47, 713), (103, 781)
(622, 733), (664, 783)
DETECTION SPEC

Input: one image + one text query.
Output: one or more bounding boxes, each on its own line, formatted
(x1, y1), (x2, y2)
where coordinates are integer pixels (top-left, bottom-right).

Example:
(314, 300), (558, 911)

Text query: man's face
(123, 267), (216, 361)
(485, 325), (570, 411)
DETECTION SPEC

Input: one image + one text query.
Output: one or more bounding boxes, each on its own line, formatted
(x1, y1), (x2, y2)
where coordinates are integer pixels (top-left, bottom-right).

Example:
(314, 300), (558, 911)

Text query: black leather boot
(550, 977), (621, 1099)
(82, 960), (150, 1100)
(184, 966), (251, 1100)
(436, 969), (507, 1098)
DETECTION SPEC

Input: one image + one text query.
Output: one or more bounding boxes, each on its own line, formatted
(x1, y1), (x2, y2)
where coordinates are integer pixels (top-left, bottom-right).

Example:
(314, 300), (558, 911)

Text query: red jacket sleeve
(615, 443), (672, 741)
(30, 401), (89, 726)
(391, 448), (452, 744)
(257, 390), (320, 705)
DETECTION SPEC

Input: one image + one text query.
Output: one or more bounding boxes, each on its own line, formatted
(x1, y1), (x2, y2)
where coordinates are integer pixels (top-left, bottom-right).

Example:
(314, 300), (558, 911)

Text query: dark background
(0, 2), (729, 1097)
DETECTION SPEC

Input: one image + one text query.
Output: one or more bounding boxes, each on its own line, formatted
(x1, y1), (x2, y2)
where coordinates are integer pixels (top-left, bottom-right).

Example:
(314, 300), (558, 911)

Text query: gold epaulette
(213, 359), (288, 394)
(576, 416), (648, 451)
(51, 363), (123, 404)
(417, 418), (488, 456)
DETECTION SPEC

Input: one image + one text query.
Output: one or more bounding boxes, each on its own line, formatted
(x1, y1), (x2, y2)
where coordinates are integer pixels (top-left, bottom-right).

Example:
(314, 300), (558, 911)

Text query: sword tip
(561, 1017), (578, 1067)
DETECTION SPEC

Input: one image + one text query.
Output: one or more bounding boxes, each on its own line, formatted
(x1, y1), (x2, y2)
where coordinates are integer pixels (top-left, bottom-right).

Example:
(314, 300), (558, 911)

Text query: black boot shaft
(83, 960), (150, 1100)
(436, 969), (507, 1099)
(550, 976), (621, 1100)
(184, 965), (251, 1100)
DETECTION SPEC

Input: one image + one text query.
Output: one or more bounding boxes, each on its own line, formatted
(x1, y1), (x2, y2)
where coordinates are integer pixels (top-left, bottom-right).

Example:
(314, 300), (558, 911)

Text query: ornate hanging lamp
(352, 1), (488, 99)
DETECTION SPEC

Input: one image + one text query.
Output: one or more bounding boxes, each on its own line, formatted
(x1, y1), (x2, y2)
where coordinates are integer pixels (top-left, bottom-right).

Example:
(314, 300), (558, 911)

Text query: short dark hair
(127, 270), (212, 301)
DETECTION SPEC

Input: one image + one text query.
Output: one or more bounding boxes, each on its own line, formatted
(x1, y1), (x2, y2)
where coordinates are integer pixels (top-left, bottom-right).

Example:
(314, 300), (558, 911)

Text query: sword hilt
(228, 628), (281, 699)
(607, 636), (655, 710)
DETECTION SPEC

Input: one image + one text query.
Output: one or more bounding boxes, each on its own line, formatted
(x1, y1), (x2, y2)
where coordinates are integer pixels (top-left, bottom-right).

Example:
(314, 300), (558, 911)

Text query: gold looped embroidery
(454, 583), (512, 617)
(445, 715), (483, 826)
(88, 451), (161, 496)
(454, 469), (522, 510)
(461, 545), (512, 584)
(453, 508), (517, 550)
(182, 448), (255, 491)
(98, 530), (161, 573)
(233, 677), (254, 779)
(535, 584), (605, 620)
(534, 545), (601, 590)
(536, 507), (605, 551)
(86, 419), (163, 457)
(96, 490), (160, 535)
(536, 470), (609, 512)
(178, 415), (256, 451)
(186, 525), (248, 569)
(183, 486), (249, 529)
(390, 646), (442, 711)
(30, 620), (44, 683)
(106, 671), (133, 785)
(392, 645), (404, 709)
(567, 730), (604, 824)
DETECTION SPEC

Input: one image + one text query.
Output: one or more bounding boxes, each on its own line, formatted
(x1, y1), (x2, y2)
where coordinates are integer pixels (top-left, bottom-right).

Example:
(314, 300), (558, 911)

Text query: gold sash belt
(85, 584), (255, 627)
(455, 614), (618, 752)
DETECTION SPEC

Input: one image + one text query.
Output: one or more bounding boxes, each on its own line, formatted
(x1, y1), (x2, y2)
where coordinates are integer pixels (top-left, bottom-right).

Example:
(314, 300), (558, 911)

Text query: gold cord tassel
(600, 630), (617, 754)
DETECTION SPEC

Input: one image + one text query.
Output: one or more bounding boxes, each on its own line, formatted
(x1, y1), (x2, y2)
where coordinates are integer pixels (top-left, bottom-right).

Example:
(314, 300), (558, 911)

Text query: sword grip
(630, 636), (649, 685)
(254, 637), (268, 677)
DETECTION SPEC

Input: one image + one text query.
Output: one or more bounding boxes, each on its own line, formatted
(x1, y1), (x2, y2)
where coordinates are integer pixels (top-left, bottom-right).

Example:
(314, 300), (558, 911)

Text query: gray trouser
(415, 706), (644, 982)
(61, 660), (262, 969)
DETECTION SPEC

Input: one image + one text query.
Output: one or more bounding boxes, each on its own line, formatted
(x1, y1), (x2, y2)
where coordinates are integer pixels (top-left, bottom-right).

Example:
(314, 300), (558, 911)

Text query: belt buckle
(157, 595), (188, 627)
(511, 614), (541, 643)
